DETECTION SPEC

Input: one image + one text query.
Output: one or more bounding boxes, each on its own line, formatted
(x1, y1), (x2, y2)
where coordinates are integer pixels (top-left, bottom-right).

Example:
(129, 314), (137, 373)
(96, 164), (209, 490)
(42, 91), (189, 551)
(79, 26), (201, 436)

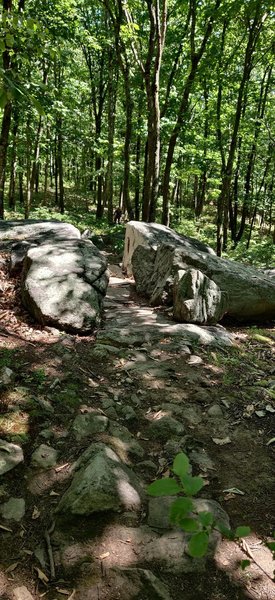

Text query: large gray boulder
(21, 239), (109, 334)
(130, 227), (275, 323)
(57, 443), (144, 516)
(122, 221), (215, 277)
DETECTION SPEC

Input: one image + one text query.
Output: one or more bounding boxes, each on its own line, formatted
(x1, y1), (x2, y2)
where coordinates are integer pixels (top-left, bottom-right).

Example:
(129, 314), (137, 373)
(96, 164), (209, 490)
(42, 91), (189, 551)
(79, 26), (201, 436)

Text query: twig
(45, 521), (56, 580)
(78, 366), (100, 380)
(68, 590), (76, 600)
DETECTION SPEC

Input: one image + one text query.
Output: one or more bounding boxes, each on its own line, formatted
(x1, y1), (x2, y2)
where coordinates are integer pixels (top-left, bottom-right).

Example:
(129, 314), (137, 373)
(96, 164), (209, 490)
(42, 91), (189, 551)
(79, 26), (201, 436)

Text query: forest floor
(0, 246), (275, 600)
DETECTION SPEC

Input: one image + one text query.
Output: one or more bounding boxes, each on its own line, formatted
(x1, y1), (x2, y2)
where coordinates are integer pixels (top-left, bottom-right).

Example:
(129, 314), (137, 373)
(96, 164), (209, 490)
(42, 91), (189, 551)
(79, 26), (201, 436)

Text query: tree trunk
(8, 107), (19, 210)
(57, 117), (64, 214)
(217, 3), (263, 255)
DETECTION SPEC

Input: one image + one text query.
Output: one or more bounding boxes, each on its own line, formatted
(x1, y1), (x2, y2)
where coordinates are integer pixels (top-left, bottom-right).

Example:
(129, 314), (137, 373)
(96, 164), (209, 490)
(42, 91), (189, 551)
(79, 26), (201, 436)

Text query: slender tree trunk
(217, 3), (263, 255)
(105, 48), (118, 224)
(162, 0), (221, 225)
(24, 115), (32, 219)
(8, 107), (19, 210)
(57, 117), (64, 214)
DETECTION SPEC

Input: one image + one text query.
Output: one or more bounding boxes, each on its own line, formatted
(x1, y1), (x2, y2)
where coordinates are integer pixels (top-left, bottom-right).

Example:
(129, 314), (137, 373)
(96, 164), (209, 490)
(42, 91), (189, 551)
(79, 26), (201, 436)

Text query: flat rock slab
(0, 219), (80, 246)
(102, 275), (235, 347)
(22, 239), (109, 333)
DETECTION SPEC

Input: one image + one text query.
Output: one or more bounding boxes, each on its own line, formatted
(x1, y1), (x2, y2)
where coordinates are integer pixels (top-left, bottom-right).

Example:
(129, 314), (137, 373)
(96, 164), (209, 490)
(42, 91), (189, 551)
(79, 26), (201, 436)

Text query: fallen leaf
(223, 487), (245, 496)
(212, 437), (231, 446)
(0, 524), (12, 532)
(49, 490), (60, 496)
(5, 562), (19, 573)
(56, 589), (71, 595)
(32, 506), (40, 520)
(99, 552), (110, 559)
(255, 410), (266, 417)
(34, 566), (49, 583)
(265, 404), (275, 413)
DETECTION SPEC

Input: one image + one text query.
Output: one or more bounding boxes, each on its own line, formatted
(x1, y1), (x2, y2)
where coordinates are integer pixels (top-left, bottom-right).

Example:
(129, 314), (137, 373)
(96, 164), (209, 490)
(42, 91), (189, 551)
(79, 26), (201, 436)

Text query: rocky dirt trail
(0, 256), (275, 600)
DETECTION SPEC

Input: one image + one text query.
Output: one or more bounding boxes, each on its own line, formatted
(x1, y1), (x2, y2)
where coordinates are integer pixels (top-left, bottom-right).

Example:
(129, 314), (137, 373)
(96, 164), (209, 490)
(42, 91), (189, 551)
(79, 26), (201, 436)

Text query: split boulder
(128, 223), (275, 324)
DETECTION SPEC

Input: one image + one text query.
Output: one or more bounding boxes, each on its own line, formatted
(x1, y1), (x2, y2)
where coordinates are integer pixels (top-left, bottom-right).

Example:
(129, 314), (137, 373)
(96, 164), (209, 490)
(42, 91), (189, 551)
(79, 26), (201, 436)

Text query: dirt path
(0, 257), (274, 599)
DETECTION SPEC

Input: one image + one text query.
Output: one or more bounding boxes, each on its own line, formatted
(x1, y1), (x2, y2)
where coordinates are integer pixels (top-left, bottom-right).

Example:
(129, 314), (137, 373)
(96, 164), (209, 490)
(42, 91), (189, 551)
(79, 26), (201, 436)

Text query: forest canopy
(0, 0), (274, 257)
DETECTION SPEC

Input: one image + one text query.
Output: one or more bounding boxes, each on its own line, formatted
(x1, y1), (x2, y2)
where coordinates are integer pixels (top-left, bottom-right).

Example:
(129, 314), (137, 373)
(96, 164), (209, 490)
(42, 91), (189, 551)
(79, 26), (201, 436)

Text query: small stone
(119, 405), (137, 421)
(207, 404), (224, 418)
(148, 416), (184, 441)
(148, 496), (229, 531)
(108, 423), (144, 458)
(31, 444), (57, 469)
(0, 439), (24, 475)
(101, 398), (115, 409)
(183, 405), (202, 425)
(188, 355), (203, 366)
(130, 394), (141, 407)
(104, 407), (119, 420)
(72, 412), (108, 441)
(39, 429), (53, 440)
(12, 586), (35, 600)
(136, 460), (158, 475)
(190, 449), (215, 472)
(0, 366), (15, 385)
(0, 497), (25, 522)
(164, 439), (187, 457)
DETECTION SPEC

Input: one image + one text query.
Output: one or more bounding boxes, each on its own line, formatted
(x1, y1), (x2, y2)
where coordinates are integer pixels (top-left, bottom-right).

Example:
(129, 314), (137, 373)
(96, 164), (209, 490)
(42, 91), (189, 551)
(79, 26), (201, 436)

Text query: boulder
(21, 239), (109, 334)
(122, 221), (215, 277)
(56, 443), (144, 515)
(0, 219), (80, 248)
(173, 268), (225, 324)
(131, 230), (275, 323)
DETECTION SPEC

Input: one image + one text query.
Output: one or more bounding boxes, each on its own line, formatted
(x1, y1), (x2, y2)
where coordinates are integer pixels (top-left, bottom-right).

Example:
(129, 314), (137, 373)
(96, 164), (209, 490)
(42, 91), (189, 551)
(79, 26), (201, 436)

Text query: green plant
(147, 453), (250, 558)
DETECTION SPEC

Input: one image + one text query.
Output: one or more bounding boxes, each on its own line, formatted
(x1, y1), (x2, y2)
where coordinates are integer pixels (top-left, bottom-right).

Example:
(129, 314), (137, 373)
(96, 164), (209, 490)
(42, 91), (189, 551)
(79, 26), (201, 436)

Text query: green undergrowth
(4, 193), (274, 268)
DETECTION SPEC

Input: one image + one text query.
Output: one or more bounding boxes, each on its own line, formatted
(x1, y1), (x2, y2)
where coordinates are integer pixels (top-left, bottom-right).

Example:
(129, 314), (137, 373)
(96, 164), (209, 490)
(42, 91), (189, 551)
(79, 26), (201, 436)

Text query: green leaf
(198, 511), (214, 528)
(216, 523), (234, 540)
(240, 560), (251, 570)
(266, 541), (275, 552)
(235, 526), (251, 538)
(181, 474), (204, 496)
(188, 531), (209, 558)
(172, 453), (190, 478)
(0, 40), (5, 52)
(147, 478), (181, 497)
(170, 497), (194, 523)
(31, 96), (45, 116)
(5, 33), (14, 48)
(179, 517), (200, 532)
